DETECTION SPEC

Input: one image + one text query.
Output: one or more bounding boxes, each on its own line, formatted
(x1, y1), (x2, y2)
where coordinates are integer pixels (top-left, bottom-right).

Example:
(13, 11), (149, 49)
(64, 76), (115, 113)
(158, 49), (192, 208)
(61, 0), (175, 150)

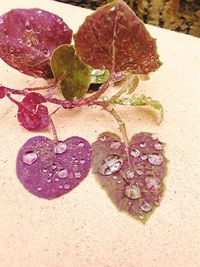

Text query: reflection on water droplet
(55, 178), (59, 182)
(37, 10), (42, 14)
(22, 151), (38, 165)
(98, 154), (123, 176)
(91, 69), (106, 76)
(57, 18), (63, 24)
(136, 169), (143, 176)
(141, 154), (148, 160)
(64, 184), (70, 190)
(140, 201), (152, 212)
(63, 25), (67, 31)
(154, 143), (163, 150)
(145, 177), (160, 191)
(151, 133), (158, 140)
(10, 47), (14, 53)
(110, 6), (116, 12)
(80, 159), (85, 164)
(37, 187), (42, 191)
(47, 178), (52, 183)
(130, 149), (140, 158)
(139, 142), (146, 148)
(47, 26), (51, 31)
(25, 20), (32, 32)
(126, 170), (134, 179)
(52, 164), (57, 170)
(112, 175), (118, 179)
(58, 169), (68, 179)
(26, 39), (32, 47)
(59, 185), (63, 189)
(54, 142), (67, 154)
(125, 184), (141, 199)
(78, 142), (85, 148)
(110, 141), (121, 149)
(100, 136), (106, 142)
(139, 213), (144, 219)
(0, 16), (4, 24)
(43, 48), (50, 57)
(42, 168), (47, 173)
(74, 172), (81, 179)
(148, 154), (163, 166)
(36, 27), (41, 34)
(17, 38), (22, 44)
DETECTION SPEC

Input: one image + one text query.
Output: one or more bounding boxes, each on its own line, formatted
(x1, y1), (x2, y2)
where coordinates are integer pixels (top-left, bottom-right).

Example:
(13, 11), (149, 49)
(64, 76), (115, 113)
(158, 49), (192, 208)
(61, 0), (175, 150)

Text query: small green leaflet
(50, 44), (91, 100)
(109, 94), (164, 124)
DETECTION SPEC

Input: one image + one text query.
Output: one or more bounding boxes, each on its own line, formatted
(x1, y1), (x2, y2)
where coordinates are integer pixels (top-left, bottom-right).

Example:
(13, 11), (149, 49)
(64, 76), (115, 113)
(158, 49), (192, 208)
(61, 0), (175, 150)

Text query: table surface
(0, 1), (200, 267)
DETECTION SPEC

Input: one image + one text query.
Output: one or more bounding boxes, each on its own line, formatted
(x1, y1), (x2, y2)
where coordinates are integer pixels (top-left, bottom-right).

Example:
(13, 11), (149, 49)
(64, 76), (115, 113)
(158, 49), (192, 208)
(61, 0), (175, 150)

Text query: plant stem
(49, 117), (58, 142)
(94, 100), (132, 169)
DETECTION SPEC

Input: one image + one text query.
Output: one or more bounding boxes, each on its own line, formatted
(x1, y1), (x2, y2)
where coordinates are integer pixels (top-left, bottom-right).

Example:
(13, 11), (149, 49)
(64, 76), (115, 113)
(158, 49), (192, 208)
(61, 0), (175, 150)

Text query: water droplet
(126, 170), (134, 179)
(121, 98), (131, 106)
(100, 135), (106, 142)
(151, 133), (158, 140)
(105, 105), (113, 112)
(26, 39), (32, 47)
(22, 151), (38, 165)
(57, 18), (63, 24)
(55, 178), (59, 182)
(52, 164), (57, 170)
(58, 169), (68, 179)
(140, 201), (152, 212)
(98, 154), (123, 176)
(37, 187), (42, 191)
(42, 168), (47, 173)
(112, 175), (118, 179)
(64, 184), (70, 190)
(141, 154), (148, 160)
(47, 178), (52, 183)
(17, 38), (22, 44)
(135, 168), (143, 176)
(110, 6), (116, 12)
(148, 154), (163, 166)
(10, 47), (14, 53)
(80, 159), (85, 164)
(91, 69), (106, 76)
(63, 25), (67, 31)
(139, 142), (146, 148)
(145, 177), (160, 191)
(43, 48), (50, 57)
(36, 27), (41, 34)
(54, 142), (67, 154)
(139, 213), (144, 219)
(78, 142), (85, 148)
(59, 185), (63, 189)
(110, 141), (121, 149)
(125, 184), (141, 199)
(130, 149), (140, 158)
(154, 143), (163, 150)
(74, 172), (81, 179)
(25, 21), (32, 32)
(0, 16), (4, 24)
(37, 10), (42, 14)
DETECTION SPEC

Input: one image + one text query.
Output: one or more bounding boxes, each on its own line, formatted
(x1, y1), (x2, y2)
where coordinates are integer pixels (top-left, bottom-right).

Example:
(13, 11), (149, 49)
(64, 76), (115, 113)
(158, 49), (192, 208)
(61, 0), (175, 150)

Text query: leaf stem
(49, 117), (58, 142)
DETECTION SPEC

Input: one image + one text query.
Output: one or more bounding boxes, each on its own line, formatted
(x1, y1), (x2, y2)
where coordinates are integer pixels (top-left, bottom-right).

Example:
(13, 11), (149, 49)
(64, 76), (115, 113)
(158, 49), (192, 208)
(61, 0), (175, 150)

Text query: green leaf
(111, 73), (139, 100)
(50, 44), (91, 100)
(109, 94), (164, 124)
(91, 69), (110, 84)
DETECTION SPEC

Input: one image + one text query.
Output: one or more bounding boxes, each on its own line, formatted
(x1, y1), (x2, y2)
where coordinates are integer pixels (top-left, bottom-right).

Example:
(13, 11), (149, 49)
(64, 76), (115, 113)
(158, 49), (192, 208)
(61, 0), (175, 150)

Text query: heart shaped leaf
(16, 135), (92, 199)
(50, 44), (91, 99)
(0, 9), (72, 78)
(74, 0), (161, 74)
(92, 132), (167, 222)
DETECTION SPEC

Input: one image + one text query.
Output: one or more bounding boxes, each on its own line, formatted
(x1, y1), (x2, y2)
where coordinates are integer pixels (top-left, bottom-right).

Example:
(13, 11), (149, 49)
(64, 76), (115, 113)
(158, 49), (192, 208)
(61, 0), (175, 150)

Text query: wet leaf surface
(16, 136), (92, 199)
(0, 8), (72, 78)
(92, 131), (167, 222)
(50, 44), (91, 99)
(74, 0), (161, 74)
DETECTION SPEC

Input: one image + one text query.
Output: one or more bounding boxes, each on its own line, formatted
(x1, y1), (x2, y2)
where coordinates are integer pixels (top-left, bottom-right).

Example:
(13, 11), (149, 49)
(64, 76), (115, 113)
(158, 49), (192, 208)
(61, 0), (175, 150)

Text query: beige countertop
(0, 1), (200, 266)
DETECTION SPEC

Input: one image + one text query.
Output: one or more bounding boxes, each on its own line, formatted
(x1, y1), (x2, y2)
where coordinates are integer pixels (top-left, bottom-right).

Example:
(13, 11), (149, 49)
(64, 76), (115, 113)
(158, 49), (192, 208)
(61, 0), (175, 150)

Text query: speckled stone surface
(0, 1), (200, 267)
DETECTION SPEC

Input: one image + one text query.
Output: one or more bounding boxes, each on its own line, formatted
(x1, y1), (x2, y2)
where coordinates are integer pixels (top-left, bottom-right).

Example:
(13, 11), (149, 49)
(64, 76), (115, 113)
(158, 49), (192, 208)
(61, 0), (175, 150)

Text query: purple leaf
(74, 0), (161, 74)
(17, 92), (49, 131)
(16, 136), (92, 199)
(92, 132), (167, 222)
(0, 9), (72, 78)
